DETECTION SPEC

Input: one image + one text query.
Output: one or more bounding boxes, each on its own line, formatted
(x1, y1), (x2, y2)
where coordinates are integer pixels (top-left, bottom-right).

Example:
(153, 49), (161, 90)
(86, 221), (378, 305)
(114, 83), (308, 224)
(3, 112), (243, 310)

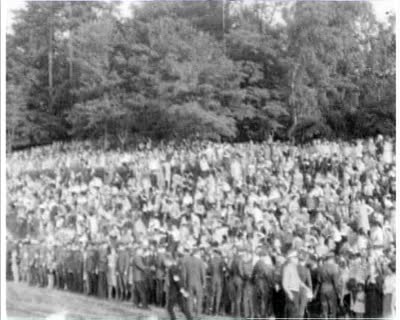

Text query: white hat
(287, 250), (298, 259)
(90, 177), (103, 188)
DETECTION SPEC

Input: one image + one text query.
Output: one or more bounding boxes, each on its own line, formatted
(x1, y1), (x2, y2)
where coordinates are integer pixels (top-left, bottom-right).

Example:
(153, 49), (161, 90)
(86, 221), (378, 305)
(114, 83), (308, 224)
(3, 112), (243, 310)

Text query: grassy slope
(6, 282), (167, 319)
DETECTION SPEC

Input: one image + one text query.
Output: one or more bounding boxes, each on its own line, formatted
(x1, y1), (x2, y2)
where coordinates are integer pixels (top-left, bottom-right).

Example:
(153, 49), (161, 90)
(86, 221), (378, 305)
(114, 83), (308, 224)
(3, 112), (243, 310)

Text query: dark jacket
(181, 255), (206, 289)
(132, 254), (147, 282)
(209, 256), (224, 283)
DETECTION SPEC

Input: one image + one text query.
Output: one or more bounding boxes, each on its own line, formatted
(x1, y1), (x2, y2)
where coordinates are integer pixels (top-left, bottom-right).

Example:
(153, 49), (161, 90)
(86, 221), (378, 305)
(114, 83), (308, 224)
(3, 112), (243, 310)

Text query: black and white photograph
(2, 0), (397, 319)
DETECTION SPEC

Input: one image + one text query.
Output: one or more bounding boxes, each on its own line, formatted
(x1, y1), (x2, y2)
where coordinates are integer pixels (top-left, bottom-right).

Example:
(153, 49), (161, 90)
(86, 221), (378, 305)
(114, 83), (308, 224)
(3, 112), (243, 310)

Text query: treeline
(6, 1), (396, 150)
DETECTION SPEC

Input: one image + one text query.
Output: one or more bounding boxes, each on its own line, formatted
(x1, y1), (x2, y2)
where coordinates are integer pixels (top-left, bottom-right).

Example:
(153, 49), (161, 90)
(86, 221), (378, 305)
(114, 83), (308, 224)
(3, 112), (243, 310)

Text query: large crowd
(6, 136), (396, 319)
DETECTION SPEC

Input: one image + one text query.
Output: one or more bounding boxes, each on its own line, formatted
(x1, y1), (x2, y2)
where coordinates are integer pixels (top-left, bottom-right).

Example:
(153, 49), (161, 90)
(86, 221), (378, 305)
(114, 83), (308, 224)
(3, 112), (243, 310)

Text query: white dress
(351, 291), (365, 314)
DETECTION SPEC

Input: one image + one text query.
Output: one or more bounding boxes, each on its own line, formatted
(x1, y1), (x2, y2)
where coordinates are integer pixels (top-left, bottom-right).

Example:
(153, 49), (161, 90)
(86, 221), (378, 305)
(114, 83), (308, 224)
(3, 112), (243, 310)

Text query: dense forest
(6, 1), (396, 150)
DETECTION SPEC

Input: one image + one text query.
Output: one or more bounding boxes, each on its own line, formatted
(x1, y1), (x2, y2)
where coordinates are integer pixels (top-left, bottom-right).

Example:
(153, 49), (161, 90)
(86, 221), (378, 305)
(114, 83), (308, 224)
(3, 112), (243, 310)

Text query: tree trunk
(104, 124), (108, 151)
(68, 1), (74, 94)
(288, 63), (300, 139)
(222, 0), (225, 51)
(48, 4), (54, 112)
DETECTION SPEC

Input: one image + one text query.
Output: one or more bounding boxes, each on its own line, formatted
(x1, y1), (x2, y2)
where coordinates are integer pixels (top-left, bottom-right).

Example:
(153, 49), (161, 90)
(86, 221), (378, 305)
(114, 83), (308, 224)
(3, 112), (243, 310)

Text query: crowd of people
(6, 136), (396, 319)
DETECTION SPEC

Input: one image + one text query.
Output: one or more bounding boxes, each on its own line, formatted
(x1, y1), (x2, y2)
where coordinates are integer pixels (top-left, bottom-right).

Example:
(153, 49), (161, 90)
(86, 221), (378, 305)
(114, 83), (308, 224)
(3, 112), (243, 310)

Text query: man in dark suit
(97, 242), (108, 299)
(297, 250), (313, 318)
(155, 246), (167, 307)
(252, 251), (274, 318)
(165, 253), (193, 320)
(116, 243), (130, 300)
(315, 252), (340, 319)
(72, 244), (84, 293)
(131, 247), (148, 309)
(181, 248), (206, 316)
(55, 244), (66, 289)
(230, 248), (245, 317)
(209, 249), (225, 315)
(243, 250), (254, 318)
(86, 242), (99, 296)
(65, 244), (75, 291)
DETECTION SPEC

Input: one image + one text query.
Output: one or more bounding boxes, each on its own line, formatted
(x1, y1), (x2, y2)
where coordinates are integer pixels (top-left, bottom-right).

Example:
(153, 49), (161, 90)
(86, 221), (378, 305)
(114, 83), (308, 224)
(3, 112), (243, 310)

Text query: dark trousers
(167, 288), (193, 320)
(116, 274), (124, 299)
(285, 290), (300, 319)
(243, 281), (254, 318)
(73, 271), (82, 292)
(133, 280), (148, 308)
(55, 268), (65, 289)
(320, 288), (338, 318)
(273, 288), (287, 318)
(299, 286), (310, 318)
(156, 279), (165, 306)
(254, 279), (272, 317)
(88, 272), (98, 296)
(98, 271), (108, 298)
(66, 272), (74, 291)
(189, 284), (203, 316)
(232, 276), (243, 317)
(211, 279), (223, 315)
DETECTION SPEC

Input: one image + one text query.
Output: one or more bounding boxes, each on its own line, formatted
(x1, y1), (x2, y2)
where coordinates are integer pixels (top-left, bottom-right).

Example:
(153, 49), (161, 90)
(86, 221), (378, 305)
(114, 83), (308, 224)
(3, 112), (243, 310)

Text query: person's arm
(306, 268), (312, 289)
(313, 267), (321, 298)
(201, 261), (207, 288)
(181, 260), (189, 290)
(135, 257), (146, 272)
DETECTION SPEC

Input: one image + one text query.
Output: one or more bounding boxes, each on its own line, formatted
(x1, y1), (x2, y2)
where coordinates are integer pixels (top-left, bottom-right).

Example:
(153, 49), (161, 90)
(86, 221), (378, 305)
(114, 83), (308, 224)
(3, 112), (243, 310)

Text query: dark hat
(324, 251), (335, 260)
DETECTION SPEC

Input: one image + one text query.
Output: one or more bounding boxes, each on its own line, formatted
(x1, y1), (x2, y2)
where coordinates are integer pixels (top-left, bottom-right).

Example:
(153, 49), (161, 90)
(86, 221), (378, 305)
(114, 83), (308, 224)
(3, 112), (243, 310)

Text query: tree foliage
(6, 1), (396, 149)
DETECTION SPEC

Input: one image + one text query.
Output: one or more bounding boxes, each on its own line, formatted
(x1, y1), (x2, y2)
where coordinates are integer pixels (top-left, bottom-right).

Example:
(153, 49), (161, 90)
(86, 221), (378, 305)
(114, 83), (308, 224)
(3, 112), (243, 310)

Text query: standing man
(181, 248), (207, 316)
(252, 250), (274, 318)
(315, 252), (340, 319)
(97, 242), (108, 299)
(86, 242), (99, 296)
(155, 245), (167, 307)
(209, 249), (225, 315)
(131, 247), (149, 309)
(242, 249), (254, 318)
(116, 243), (130, 300)
(230, 248), (245, 317)
(165, 253), (193, 320)
(65, 244), (74, 291)
(297, 250), (313, 318)
(282, 250), (303, 318)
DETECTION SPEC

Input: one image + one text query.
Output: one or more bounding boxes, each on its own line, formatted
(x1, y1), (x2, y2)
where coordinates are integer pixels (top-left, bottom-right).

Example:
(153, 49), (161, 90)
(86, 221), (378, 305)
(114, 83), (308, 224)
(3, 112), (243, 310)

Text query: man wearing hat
(242, 249), (255, 318)
(131, 247), (149, 309)
(164, 253), (193, 320)
(297, 249), (312, 318)
(230, 247), (245, 317)
(208, 248), (225, 315)
(64, 244), (75, 291)
(97, 242), (108, 299)
(252, 249), (274, 318)
(281, 250), (302, 318)
(315, 251), (340, 319)
(86, 242), (99, 296)
(181, 247), (206, 316)
(116, 242), (130, 300)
